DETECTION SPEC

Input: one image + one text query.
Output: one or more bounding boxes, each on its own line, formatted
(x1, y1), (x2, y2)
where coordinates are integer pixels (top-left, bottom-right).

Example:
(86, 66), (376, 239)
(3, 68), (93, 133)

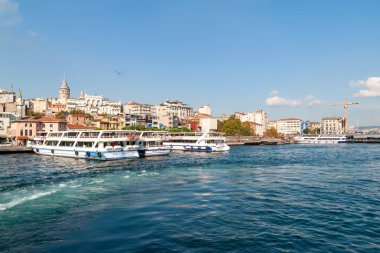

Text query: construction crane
(343, 99), (359, 133)
(332, 99), (359, 133)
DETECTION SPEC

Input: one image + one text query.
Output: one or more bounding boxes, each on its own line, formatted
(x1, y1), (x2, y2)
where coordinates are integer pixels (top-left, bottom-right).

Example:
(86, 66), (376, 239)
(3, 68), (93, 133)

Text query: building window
(25, 123), (27, 127)
(50, 124), (53, 127)
(29, 123), (32, 127)
(20, 129), (23, 136)
(29, 130), (32, 136)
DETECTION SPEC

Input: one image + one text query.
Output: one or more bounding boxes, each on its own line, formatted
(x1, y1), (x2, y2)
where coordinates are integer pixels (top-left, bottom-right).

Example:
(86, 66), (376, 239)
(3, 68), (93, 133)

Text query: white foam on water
(88, 179), (104, 185)
(69, 184), (82, 188)
(124, 175), (130, 178)
(59, 183), (66, 188)
(0, 190), (57, 211)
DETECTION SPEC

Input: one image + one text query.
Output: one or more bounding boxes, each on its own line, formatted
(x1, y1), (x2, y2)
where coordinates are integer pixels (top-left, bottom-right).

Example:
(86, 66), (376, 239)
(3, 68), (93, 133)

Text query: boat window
(45, 141), (59, 146)
(68, 132), (79, 138)
(76, 142), (94, 148)
(59, 141), (75, 147)
(81, 132), (99, 138)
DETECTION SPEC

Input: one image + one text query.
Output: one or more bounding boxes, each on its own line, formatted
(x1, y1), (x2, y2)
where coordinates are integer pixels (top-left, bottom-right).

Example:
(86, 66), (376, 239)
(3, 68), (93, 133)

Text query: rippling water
(1, 145), (380, 252)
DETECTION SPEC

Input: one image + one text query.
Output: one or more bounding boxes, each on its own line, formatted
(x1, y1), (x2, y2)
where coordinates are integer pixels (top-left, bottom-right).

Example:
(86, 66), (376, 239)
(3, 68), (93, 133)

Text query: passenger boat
(163, 132), (230, 152)
(293, 135), (347, 144)
(31, 130), (144, 160)
(136, 131), (171, 157)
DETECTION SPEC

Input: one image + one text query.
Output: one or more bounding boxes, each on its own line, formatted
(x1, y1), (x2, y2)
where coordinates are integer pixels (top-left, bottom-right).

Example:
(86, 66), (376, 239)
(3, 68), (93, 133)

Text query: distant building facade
(276, 118), (302, 135)
(9, 116), (67, 145)
(66, 93), (122, 115)
(199, 105), (212, 116)
(322, 117), (344, 134)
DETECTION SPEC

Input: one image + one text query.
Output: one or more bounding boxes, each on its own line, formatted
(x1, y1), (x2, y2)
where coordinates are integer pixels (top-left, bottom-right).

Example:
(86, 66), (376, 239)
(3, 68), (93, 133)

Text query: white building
(322, 117), (344, 134)
(276, 118), (302, 135)
(66, 93), (122, 115)
(199, 118), (217, 133)
(123, 102), (155, 116)
(29, 98), (49, 113)
(234, 110), (269, 136)
(155, 100), (195, 128)
(0, 112), (18, 137)
(199, 105), (212, 116)
(0, 89), (16, 103)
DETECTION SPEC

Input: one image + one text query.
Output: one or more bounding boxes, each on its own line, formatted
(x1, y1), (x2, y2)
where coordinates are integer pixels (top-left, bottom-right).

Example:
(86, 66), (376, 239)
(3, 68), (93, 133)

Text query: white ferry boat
(136, 131), (171, 157)
(31, 130), (144, 160)
(163, 132), (230, 152)
(294, 135), (347, 144)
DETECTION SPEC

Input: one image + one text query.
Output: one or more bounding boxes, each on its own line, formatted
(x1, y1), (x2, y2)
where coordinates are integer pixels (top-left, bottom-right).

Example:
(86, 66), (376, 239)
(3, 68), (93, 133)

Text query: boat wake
(0, 189), (57, 211)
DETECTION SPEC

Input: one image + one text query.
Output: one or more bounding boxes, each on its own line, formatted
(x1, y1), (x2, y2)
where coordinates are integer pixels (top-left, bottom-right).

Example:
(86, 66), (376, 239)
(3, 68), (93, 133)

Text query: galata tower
(59, 75), (70, 104)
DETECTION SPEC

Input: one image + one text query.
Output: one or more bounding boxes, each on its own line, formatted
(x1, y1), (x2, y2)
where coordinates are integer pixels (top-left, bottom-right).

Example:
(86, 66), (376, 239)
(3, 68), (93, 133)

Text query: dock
(226, 136), (287, 146)
(0, 146), (34, 154)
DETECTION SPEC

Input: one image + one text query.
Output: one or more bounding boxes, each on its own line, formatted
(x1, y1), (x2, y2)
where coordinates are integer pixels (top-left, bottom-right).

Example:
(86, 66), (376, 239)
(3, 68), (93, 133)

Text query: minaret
(16, 89), (25, 117)
(59, 75), (70, 104)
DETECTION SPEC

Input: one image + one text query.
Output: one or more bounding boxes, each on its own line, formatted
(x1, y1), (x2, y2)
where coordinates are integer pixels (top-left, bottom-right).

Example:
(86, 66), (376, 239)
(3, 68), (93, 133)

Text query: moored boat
(136, 131), (171, 157)
(31, 130), (144, 160)
(163, 132), (230, 152)
(294, 135), (347, 144)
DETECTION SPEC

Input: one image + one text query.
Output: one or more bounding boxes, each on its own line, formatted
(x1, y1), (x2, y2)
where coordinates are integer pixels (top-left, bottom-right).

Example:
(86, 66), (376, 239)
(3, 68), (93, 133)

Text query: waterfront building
(29, 98), (49, 113)
(189, 113), (217, 133)
(125, 114), (159, 129)
(123, 102), (155, 116)
(276, 118), (302, 135)
(0, 88), (16, 103)
(306, 121), (322, 133)
(248, 122), (265, 136)
(93, 115), (125, 130)
(66, 93), (122, 115)
(154, 100), (195, 129)
(322, 117), (344, 135)
(59, 76), (70, 104)
(234, 110), (268, 136)
(234, 112), (249, 122)
(217, 114), (230, 122)
(0, 112), (18, 137)
(267, 120), (278, 130)
(66, 113), (93, 126)
(199, 105), (212, 116)
(9, 116), (67, 145)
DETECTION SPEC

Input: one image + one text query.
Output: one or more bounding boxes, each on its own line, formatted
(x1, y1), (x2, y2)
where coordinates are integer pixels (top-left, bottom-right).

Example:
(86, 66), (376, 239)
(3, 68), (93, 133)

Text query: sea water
(0, 145), (379, 252)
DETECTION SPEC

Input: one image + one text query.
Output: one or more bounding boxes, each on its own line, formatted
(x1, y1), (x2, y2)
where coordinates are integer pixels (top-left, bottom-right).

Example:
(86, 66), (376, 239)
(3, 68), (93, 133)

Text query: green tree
(26, 110), (45, 117)
(55, 110), (69, 119)
(217, 116), (254, 136)
(169, 127), (192, 132)
(263, 127), (282, 138)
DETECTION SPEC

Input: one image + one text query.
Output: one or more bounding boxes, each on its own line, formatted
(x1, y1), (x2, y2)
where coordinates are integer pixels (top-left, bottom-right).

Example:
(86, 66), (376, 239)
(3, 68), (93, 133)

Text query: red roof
(16, 117), (67, 123)
(67, 124), (96, 130)
(17, 136), (31, 140)
(278, 118), (302, 121)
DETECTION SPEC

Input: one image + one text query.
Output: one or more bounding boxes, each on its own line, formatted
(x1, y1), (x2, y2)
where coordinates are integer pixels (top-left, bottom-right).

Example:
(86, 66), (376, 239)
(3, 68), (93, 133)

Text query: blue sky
(1, 0), (380, 126)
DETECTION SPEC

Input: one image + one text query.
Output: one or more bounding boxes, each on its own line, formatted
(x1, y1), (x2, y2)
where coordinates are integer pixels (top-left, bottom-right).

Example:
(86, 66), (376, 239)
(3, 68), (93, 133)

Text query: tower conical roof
(60, 75), (69, 89)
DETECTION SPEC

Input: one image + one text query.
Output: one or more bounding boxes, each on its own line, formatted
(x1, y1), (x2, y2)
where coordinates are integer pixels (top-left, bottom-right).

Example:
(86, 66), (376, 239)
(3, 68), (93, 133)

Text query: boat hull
(31, 146), (140, 161)
(143, 147), (171, 157)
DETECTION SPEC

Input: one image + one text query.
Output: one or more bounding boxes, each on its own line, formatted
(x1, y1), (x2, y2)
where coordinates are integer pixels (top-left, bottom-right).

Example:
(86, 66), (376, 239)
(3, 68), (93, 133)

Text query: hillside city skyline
(1, 1), (380, 125)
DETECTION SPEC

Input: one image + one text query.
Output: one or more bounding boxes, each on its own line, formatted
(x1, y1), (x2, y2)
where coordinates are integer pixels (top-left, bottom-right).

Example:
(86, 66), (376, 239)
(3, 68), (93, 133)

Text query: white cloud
(28, 30), (38, 37)
(269, 90), (279, 96)
(350, 77), (380, 97)
(305, 95), (321, 107)
(0, 0), (21, 27)
(266, 95), (302, 107)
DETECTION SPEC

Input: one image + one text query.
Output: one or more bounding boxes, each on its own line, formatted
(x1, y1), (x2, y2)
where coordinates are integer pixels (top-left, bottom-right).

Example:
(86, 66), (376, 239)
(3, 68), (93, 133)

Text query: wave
(0, 190), (57, 211)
